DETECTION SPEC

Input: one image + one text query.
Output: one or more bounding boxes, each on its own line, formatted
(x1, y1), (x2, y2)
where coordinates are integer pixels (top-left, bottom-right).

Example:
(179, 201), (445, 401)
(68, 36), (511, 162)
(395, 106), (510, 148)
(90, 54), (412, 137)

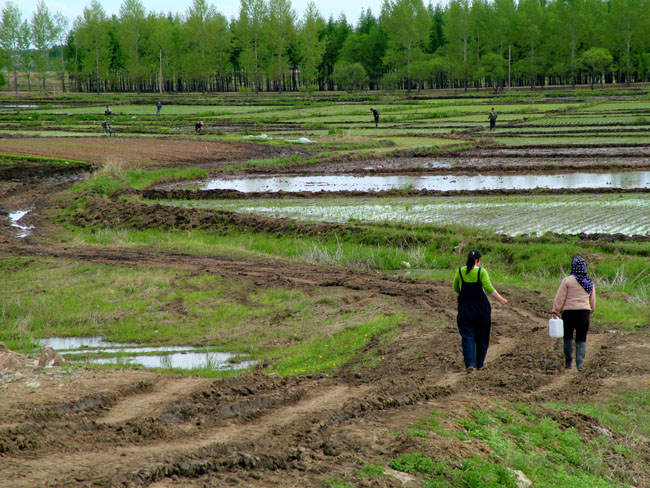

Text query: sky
(9, 0), (387, 26)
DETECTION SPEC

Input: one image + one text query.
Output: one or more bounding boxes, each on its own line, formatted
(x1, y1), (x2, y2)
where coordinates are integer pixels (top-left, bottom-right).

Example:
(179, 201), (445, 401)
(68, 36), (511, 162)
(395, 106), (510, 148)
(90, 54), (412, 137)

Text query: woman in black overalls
(454, 250), (508, 371)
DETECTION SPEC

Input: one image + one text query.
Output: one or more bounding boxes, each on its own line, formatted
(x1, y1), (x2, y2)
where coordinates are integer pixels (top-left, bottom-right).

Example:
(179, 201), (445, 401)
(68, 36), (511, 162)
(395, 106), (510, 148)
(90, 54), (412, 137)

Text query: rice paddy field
(164, 193), (650, 237)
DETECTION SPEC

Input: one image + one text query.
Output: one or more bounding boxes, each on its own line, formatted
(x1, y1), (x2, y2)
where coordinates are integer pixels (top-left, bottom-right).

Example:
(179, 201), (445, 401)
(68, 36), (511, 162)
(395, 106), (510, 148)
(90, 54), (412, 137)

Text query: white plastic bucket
(548, 318), (564, 338)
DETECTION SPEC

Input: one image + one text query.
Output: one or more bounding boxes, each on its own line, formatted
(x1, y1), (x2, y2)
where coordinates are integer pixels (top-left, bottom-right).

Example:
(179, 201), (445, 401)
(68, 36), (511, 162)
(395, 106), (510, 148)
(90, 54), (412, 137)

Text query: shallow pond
(200, 171), (650, 192)
(40, 337), (255, 371)
(9, 210), (33, 238)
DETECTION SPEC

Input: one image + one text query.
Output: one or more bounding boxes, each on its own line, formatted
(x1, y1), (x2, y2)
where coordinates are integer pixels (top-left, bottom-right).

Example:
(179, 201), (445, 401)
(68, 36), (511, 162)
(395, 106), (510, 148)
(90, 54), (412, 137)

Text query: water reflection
(201, 172), (650, 193)
(9, 210), (34, 238)
(40, 337), (255, 371)
(86, 352), (256, 370)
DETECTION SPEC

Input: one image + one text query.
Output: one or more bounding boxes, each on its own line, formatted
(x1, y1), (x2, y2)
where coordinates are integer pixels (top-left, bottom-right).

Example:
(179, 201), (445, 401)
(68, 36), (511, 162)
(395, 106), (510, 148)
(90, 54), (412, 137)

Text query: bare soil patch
(0, 137), (298, 169)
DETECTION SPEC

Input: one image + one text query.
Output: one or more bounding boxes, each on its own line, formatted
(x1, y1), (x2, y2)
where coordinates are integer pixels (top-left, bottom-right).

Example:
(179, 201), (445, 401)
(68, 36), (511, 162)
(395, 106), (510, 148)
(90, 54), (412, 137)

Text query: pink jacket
(552, 276), (596, 314)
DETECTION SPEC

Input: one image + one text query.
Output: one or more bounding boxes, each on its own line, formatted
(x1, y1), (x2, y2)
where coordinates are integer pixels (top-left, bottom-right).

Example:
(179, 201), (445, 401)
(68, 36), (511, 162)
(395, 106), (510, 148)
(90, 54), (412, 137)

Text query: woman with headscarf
(552, 256), (596, 371)
(453, 249), (508, 372)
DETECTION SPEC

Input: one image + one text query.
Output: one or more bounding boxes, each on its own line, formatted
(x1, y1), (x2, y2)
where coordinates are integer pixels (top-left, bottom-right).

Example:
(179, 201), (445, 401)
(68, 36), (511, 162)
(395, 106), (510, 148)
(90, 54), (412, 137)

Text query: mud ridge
(29, 379), (155, 421)
(127, 445), (304, 487)
(0, 163), (93, 181)
(140, 186), (650, 201)
(158, 374), (310, 424)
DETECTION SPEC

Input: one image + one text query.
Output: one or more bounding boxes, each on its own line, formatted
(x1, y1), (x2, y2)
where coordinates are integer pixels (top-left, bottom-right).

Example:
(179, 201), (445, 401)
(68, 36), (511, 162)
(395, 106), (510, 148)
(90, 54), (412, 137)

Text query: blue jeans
(457, 318), (491, 369)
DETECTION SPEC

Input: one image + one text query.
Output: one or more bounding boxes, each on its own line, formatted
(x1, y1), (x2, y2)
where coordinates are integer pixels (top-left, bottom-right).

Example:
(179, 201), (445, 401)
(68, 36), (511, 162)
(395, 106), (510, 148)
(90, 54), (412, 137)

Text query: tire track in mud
(99, 377), (214, 425)
(0, 383), (369, 488)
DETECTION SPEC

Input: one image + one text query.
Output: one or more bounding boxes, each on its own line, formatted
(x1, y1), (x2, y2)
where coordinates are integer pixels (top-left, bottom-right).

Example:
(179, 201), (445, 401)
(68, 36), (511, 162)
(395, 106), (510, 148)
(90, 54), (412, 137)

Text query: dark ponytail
(466, 249), (482, 271)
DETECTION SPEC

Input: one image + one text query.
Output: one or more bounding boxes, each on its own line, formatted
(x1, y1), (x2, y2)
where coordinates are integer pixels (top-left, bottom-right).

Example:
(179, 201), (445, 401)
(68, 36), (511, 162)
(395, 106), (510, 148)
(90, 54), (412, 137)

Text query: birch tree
(297, 1), (325, 88)
(0, 2), (22, 93)
(31, 0), (56, 90)
(265, 0), (295, 92)
(53, 13), (69, 91)
(75, 0), (110, 93)
(119, 0), (147, 91)
(443, 0), (471, 89)
(235, 0), (268, 91)
(381, 0), (431, 91)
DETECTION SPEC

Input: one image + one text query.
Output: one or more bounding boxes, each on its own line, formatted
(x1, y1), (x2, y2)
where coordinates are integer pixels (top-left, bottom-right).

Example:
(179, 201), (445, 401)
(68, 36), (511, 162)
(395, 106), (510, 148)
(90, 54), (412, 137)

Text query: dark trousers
(562, 309), (590, 342)
(457, 318), (491, 369)
(489, 119), (495, 131)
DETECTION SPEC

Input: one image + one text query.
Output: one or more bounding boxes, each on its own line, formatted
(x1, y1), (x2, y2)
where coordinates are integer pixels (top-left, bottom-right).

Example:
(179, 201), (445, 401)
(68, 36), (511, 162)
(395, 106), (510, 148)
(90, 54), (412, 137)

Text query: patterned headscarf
(571, 256), (593, 295)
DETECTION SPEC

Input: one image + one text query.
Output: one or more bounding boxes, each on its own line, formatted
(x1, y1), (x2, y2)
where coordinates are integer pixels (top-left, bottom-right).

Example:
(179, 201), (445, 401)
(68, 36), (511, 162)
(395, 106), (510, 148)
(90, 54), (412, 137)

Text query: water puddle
(40, 337), (256, 371)
(9, 210), (34, 238)
(0, 104), (39, 110)
(200, 171), (650, 193)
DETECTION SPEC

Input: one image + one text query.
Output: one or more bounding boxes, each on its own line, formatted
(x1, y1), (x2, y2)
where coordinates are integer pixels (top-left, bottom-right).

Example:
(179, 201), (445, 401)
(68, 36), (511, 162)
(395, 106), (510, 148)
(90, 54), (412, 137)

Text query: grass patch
(392, 394), (649, 488)
(0, 255), (399, 377)
(0, 153), (91, 167)
(270, 314), (404, 376)
(221, 154), (319, 171)
(390, 452), (517, 487)
(72, 165), (206, 194)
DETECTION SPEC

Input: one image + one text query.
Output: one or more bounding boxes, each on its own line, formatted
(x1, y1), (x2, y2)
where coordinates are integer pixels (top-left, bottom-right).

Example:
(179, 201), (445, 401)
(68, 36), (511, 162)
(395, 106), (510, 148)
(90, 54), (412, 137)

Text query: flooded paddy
(171, 194), (650, 237)
(199, 171), (650, 193)
(40, 337), (255, 371)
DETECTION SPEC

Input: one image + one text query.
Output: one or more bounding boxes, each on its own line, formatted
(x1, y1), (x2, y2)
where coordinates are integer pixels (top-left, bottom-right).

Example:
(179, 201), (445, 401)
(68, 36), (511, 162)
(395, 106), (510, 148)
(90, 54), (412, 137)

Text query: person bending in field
(370, 108), (379, 127)
(104, 105), (112, 116)
(101, 120), (114, 136)
(194, 121), (204, 134)
(488, 107), (497, 131)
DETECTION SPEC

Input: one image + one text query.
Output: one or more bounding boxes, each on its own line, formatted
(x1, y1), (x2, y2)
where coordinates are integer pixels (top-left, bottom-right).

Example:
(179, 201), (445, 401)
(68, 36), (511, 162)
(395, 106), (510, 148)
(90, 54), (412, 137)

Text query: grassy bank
(62, 210), (649, 331)
(0, 255), (405, 377)
(351, 390), (650, 488)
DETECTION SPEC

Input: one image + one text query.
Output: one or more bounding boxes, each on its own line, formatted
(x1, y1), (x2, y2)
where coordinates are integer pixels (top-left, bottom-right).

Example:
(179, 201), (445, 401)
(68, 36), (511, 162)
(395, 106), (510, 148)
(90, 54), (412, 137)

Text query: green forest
(1, 0), (650, 93)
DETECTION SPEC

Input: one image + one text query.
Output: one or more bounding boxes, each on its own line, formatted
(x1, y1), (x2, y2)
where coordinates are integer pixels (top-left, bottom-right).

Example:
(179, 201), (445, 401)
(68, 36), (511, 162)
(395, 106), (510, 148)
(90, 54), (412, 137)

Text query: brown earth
(1, 138), (649, 488)
(0, 137), (302, 169)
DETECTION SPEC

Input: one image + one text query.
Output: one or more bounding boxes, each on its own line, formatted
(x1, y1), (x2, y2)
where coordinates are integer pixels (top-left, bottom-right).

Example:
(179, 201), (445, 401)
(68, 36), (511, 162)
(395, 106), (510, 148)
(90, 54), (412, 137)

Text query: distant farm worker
(488, 107), (497, 131)
(552, 256), (596, 371)
(194, 121), (204, 133)
(453, 249), (508, 372)
(156, 101), (162, 116)
(101, 119), (114, 136)
(370, 108), (379, 127)
(104, 105), (112, 116)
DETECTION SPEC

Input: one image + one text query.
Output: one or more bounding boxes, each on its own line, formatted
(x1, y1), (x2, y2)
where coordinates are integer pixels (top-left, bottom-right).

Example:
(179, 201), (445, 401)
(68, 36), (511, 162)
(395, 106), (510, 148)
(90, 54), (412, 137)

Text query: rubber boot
(563, 339), (574, 369)
(576, 341), (586, 371)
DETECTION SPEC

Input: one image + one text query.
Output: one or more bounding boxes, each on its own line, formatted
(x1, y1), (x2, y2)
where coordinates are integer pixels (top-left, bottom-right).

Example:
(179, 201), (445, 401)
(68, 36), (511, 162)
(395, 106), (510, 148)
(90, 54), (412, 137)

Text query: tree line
(1, 0), (650, 94)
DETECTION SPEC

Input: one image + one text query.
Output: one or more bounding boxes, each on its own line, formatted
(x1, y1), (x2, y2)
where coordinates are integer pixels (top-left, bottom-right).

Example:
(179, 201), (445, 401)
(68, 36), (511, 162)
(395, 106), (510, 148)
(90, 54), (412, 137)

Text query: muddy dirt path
(0, 284), (639, 488)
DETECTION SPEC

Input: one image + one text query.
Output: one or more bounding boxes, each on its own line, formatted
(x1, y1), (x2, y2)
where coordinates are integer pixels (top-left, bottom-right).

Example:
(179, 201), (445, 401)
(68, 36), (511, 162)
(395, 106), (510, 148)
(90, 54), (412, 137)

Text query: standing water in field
(9, 210), (34, 238)
(40, 337), (256, 371)
(199, 172), (650, 193)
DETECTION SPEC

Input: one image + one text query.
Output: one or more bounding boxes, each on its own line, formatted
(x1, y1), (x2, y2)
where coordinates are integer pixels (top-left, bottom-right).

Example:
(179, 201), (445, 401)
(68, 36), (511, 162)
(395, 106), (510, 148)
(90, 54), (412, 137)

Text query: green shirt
(453, 266), (496, 295)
